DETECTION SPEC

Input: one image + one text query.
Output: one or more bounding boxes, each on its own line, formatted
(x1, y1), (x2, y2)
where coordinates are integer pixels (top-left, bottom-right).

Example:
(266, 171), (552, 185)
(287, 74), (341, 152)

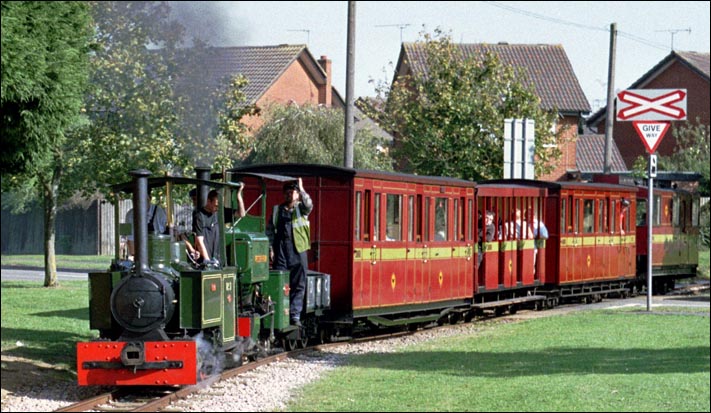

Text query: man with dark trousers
(266, 178), (313, 327)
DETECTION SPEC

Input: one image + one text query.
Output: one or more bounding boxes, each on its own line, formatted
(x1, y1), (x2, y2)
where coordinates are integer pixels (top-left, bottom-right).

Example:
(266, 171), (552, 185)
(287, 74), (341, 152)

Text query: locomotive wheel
(298, 333), (309, 349)
(282, 337), (298, 351)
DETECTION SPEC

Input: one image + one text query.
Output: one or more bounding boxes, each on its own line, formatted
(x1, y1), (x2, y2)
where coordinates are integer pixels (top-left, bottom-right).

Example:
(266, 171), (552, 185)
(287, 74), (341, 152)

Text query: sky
(173, 1), (710, 113)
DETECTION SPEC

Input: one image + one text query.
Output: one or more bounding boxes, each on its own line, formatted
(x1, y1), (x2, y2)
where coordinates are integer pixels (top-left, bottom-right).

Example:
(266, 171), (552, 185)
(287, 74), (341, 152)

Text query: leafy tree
(68, 1), (195, 195)
(631, 119), (709, 247)
(660, 120), (710, 247)
(212, 75), (258, 169)
(1, 1), (93, 287)
(69, 2), (253, 193)
(660, 120), (710, 196)
(364, 29), (561, 181)
(246, 103), (394, 170)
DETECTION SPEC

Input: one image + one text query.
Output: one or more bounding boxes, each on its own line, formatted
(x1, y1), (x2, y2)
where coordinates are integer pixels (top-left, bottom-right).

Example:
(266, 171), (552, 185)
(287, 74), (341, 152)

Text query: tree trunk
(42, 165), (61, 288)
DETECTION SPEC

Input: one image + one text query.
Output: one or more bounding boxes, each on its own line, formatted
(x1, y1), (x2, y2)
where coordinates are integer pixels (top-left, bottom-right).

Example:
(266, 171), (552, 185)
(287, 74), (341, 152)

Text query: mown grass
(1, 281), (94, 376)
(289, 311), (710, 412)
(0, 254), (112, 271)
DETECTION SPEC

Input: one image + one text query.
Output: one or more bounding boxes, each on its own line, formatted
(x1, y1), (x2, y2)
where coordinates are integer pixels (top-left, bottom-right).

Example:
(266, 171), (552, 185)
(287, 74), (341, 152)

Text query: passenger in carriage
(478, 210), (496, 265)
(620, 198), (630, 235)
(505, 208), (533, 239)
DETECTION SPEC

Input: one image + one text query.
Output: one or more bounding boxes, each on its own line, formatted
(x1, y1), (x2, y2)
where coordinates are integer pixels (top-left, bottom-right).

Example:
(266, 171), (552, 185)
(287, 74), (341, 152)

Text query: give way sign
(632, 121), (670, 154)
(616, 89), (687, 121)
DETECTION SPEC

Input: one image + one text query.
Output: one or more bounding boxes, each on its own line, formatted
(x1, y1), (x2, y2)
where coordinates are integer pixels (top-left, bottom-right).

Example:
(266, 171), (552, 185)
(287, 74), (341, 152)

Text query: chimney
(317, 55), (332, 107)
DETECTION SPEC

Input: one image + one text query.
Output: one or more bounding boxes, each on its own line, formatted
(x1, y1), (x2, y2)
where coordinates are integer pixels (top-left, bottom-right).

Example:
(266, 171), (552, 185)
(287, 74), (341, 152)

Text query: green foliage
(66, 1), (196, 200)
(1, 0), (93, 185)
(364, 28), (561, 181)
(212, 75), (258, 169)
(660, 119), (710, 197)
(247, 103), (394, 170)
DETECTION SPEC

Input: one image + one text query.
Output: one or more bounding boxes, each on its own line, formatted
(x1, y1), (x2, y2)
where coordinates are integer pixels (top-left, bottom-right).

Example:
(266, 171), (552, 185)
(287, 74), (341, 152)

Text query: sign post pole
(617, 88), (683, 311)
(646, 154), (656, 311)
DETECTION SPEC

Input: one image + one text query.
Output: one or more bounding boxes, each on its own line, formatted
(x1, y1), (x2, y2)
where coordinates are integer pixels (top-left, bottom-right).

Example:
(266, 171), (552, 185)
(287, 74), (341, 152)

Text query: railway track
(54, 283), (708, 412)
(55, 330), (414, 412)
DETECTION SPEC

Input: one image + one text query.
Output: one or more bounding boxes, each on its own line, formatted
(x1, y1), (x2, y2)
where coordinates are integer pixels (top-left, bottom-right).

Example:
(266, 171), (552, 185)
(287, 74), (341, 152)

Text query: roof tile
(402, 43), (591, 113)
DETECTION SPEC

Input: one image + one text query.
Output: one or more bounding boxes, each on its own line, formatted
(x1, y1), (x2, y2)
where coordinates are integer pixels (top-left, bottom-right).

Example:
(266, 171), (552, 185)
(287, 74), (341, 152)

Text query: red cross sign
(616, 89), (687, 121)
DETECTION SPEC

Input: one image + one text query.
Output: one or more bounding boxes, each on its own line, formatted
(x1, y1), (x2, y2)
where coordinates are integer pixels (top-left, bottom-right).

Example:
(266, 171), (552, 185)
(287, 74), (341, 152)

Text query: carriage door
(353, 187), (377, 309)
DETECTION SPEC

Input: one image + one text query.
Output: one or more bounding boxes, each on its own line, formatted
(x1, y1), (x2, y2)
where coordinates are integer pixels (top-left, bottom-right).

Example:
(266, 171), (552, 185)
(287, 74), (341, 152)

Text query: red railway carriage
(474, 181), (551, 303)
(231, 164), (477, 328)
(635, 185), (699, 293)
(547, 181), (638, 299)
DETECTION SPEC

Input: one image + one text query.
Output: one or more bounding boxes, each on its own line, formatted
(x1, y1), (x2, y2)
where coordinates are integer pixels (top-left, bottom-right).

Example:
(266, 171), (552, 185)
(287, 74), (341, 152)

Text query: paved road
(0, 267), (89, 282)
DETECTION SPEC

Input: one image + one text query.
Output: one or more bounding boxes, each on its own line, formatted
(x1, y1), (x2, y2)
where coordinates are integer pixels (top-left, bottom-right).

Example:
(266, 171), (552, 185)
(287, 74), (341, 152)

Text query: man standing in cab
(267, 178), (313, 327)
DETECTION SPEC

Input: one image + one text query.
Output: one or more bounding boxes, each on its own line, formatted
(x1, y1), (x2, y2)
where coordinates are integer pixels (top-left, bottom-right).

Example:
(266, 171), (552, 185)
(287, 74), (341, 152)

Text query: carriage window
(363, 190), (371, 241)
(611, 200), (617, 233)
(636, 199), (647, 226)
(408, 195), (414, 241)
(692, 198), (699, 227)
(598, 199), (607, 233)
(653, 195), (661, 226)
(434, 197), (448, 241)
(583, 199), (594, 233)
(573, 198), (580, 233)
(355, 192), (362, 240)
(386, 194), (402, 241)
(672, 196), (680, 227)
(454, 199), (459, 241)
(424, 197), (431, 242)
(374, 193), (381, 241)
(561, 198), (567, 234)
(468, 199), (474, 241)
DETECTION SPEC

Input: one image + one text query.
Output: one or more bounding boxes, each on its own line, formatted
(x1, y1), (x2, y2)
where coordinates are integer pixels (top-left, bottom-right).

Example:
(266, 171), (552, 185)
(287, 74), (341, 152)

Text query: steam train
(76, 164), (700, 386)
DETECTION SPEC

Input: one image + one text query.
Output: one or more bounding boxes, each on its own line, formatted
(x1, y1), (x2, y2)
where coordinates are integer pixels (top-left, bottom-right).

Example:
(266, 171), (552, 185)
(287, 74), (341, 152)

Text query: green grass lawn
(0, 254), (112, 271)
(289, 311), (710, 412)
(1, 281), (94, 376)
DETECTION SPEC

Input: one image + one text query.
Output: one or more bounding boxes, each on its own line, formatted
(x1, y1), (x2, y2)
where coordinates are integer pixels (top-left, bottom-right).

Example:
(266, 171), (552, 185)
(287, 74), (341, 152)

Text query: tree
(364, 29), (561, 181)
(659, 120), (710, 196)
(1, 1), (93, 287)
(631, 119), (710, 247)
(246, 103), (394, 170)
(212, 75), (258, 169)
(68, 1), (196, 194)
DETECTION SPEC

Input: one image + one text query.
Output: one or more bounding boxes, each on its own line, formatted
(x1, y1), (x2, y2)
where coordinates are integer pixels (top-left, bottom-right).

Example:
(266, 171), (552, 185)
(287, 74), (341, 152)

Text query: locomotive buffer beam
(471, 295), (546, 309)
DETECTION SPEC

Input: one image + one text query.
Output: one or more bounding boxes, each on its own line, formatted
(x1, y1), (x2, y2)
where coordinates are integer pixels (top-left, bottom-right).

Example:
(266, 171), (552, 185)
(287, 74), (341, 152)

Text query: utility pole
(603, 23), (617, 174)
(655, 28), (691, 50)
(375, 23), (411, 43)
(344, 1), (356, 168)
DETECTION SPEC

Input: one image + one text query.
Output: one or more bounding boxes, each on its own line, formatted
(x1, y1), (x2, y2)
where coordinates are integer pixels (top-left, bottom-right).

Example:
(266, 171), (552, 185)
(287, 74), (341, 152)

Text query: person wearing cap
(620, 198), (631, 235)
(266, 178), (313, 327)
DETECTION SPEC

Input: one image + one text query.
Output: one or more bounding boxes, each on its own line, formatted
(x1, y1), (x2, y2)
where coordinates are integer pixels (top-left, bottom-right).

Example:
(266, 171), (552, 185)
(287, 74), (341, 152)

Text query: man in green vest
(267, 178), (313, 327)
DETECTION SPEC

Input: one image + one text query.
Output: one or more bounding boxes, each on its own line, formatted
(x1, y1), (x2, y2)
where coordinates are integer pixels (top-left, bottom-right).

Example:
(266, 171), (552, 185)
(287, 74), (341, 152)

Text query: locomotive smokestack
(195, 165), (211, 209)
(130, 169), (152, 274)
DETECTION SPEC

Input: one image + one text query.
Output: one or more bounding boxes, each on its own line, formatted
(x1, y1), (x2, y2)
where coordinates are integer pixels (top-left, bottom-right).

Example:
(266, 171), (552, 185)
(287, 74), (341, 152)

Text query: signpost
(616, 89), (686, 311)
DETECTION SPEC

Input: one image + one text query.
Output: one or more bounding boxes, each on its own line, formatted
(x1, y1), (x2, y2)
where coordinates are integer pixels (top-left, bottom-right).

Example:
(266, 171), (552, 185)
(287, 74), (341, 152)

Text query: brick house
(586, 50), (710, 169)
(197, 44), (339, 131)
(392, 42), (591, 181)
